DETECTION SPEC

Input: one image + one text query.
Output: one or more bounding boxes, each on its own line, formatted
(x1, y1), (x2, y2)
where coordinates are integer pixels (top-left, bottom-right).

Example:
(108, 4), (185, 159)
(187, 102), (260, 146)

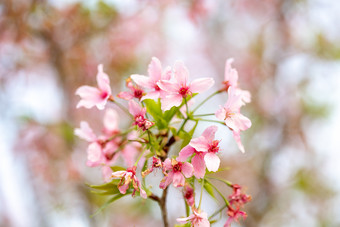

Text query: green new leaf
(204, 180), (215, 199)
(163, 106), (180, 122)
(143, 99), (167, 129)
(91, 192), (129, 216)
(110, 166), (126, 172)
(87, 179), (120, 190)
(179, 121), (198, 148)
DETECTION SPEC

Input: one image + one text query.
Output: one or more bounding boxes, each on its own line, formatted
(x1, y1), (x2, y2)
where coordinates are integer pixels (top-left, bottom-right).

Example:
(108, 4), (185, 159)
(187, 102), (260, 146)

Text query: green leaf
(87, 180), (120, 190)
(110, 166), (126, 172)
(204, 180), (215, 200)
(179, 130), (191, 148)
(163, 106), (180, 122)
(179, 121), (198, 148)
(91, 193), (129, 216)
(90, 187), (120, 195)
(207, 177), (232, 187)
(144, 99), (167, 129)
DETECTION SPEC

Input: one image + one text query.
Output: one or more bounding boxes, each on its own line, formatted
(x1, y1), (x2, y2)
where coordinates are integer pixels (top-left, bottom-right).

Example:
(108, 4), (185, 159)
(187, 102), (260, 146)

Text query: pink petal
(136, 180), (147, 199)
(190, 136), (209, 152)
(159, 171), (174, 189)
(121, 144), (138, 166)
(176, 214), (195, 224)
(173, 172), (185, 187)
(233, 131), (245, 153)
(177, 145), (195, 162)
(181, 162), (194, 178)
(215, 105), (227, 121)
(197, 217), (210, 227)
(131, 74), (154, 89)
(174, 61), (189, 86)
(96, 64), (111, 94)
(141, 90), (160, 101)
(111, 170), (126, 178)
(162, 66), (172, 80)
(204, 153), (220, 172)
(189, 77), (215, 93)
(102, 166), (113, 182)
(163, 158), (173, 171)
(74, 121), (97, 142)
(103, 109), (119, 133)
(201, 126), (218, 142)
(225, 87), (243, 111)
(117, 91), (134, 100)
(75, 86), (102, 109)
(148, 57), (162, 81)
(226, 113), (251, 132)
(161, 94), (183, 111)
(158, 80), (180, 93)
(118, 183), (130, 194)
(87, 142), (103, 165)
(192, 154), (206, 178)
(224, 58), (238, 87)
(128, 100), (143, 116)
(237, 89), (251, 104)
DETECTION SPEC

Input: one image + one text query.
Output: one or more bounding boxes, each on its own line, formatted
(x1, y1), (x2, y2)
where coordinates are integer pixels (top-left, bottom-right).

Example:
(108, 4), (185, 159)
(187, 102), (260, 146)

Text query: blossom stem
(196, 118), (225, 125)
(205, 179), (230, 206)
(192, 113), (215, 117)
(134, 147), (147, 167)
(208, 204), (228, 221)
(192, 91), (221, 113)
(160, 187), (169, 227)
(207, 176), (233, 187)
(111, 100), (132, 117)
(184, 97), (189, 117)
(198, 178), (204, 209)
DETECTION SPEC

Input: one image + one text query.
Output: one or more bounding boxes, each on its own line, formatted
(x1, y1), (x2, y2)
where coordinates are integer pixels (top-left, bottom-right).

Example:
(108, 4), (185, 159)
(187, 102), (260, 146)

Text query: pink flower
(215, 87), (251, 153)
(223, 58), (251, 105)
(128, 100), (154, 131)
(74, 121), (97, 143)
(177, 126), (220, 178)
(117, 78), (145, 100)
(76, 64), (112, 110)
(177, 210), (210, 227)
(224, 184), (251, 227)
(158, 61), (215, 111)
(159, 158), (193, 189)
(103, 108), (120, 135)
(131, 57), (172, 101)
(224, 209), (247, 227)
(111, 166), (147, 199)
(183, 184), (195, 207)
(142, 156), (164, 177)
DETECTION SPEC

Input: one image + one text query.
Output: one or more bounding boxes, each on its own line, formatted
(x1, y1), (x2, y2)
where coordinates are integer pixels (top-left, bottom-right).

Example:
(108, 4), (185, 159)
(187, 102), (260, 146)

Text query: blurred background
(1, 0), (340, 226)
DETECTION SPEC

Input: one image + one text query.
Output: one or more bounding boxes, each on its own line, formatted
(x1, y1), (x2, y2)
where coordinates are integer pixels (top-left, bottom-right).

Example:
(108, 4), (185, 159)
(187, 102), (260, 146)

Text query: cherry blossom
(131, 57), (172, 101)
(183, 184), (195, 207)
(177, 210), (210, 227)
(128, 100), (154, 131)
(142, 156), (164, 177)
(160, 158), (193, 189)
(215, 87), (251, 153)
(223, 58), (251, 105)
(158, 61), (214, 111)
(177, 126), (221, 178)
(117, 78), (145, 100)
(224, 184), (251, 227)
(111, 166), (147, 199)
(76, 64), (112, 110)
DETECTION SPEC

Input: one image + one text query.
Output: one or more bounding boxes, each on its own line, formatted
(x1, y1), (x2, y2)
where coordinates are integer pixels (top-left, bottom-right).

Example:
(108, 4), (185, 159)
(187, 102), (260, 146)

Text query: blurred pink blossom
(76, 64), (112, 110)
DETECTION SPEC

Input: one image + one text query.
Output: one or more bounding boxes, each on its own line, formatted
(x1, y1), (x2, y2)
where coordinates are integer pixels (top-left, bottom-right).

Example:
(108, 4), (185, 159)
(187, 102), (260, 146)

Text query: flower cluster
(75, 57), (252, 227)
(225, 184), (252, 227)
